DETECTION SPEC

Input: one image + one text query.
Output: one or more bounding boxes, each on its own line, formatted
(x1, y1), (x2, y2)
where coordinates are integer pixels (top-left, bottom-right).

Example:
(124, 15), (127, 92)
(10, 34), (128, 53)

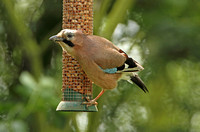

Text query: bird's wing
(85, 35), (127, 69)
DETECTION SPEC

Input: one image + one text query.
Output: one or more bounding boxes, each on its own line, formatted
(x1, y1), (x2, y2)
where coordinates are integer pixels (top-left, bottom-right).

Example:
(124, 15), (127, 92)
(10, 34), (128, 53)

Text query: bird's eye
(67, 34), (73, 38)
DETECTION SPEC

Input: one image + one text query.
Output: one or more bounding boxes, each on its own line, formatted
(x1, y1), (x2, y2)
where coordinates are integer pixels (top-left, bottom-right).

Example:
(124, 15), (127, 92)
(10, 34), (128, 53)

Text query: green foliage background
(1, 0), (200, 132)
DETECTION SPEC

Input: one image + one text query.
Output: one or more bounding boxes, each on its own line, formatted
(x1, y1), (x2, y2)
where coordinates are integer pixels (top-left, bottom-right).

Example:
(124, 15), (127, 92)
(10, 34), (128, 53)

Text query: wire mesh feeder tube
(56, 0), (98, 112)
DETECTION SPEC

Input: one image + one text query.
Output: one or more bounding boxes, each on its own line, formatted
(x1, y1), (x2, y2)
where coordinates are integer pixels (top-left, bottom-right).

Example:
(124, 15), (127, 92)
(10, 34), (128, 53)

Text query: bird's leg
(82, 89), (105, 106)
(94, 89), (105, 101)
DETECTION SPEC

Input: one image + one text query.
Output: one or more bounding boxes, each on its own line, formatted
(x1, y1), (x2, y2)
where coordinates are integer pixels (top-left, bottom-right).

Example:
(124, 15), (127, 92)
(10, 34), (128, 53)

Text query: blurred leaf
(0, 120), (28, 132)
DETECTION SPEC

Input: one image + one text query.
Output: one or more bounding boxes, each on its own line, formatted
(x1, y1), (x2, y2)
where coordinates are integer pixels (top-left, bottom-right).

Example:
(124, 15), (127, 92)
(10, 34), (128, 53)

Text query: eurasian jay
(50, 29), (148, 106)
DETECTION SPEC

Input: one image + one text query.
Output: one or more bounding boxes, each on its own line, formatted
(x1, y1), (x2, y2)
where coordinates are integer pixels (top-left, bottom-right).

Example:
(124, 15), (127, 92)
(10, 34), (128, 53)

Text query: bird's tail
(130, 73), (148, 93)
(117, 57), (148, 93)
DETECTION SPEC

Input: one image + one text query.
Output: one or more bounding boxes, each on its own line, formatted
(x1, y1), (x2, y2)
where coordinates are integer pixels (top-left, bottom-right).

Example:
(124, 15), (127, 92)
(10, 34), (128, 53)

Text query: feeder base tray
(56, 101), (98, 112)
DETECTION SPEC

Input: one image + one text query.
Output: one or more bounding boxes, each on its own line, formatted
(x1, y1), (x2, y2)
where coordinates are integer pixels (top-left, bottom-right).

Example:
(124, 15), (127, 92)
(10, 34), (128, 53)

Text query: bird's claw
(82, 97), (98, 107)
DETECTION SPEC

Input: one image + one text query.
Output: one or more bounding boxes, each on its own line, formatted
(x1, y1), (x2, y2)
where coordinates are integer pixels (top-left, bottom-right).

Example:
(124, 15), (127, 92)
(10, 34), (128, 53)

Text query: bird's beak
(49, 35), (64, 42)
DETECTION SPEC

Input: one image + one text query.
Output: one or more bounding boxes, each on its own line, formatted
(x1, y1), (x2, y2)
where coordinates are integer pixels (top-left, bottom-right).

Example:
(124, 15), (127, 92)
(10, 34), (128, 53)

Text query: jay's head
(49, 29), (83, 53)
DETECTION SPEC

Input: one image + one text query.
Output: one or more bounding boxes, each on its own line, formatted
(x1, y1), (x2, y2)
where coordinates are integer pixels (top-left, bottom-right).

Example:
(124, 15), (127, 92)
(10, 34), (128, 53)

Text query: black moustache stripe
(63, 39), (75, 47)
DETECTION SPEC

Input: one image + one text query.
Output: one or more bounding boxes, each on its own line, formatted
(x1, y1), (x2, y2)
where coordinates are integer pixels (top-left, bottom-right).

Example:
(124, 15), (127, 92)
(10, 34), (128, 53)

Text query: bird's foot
(82, 97), (98, 107)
